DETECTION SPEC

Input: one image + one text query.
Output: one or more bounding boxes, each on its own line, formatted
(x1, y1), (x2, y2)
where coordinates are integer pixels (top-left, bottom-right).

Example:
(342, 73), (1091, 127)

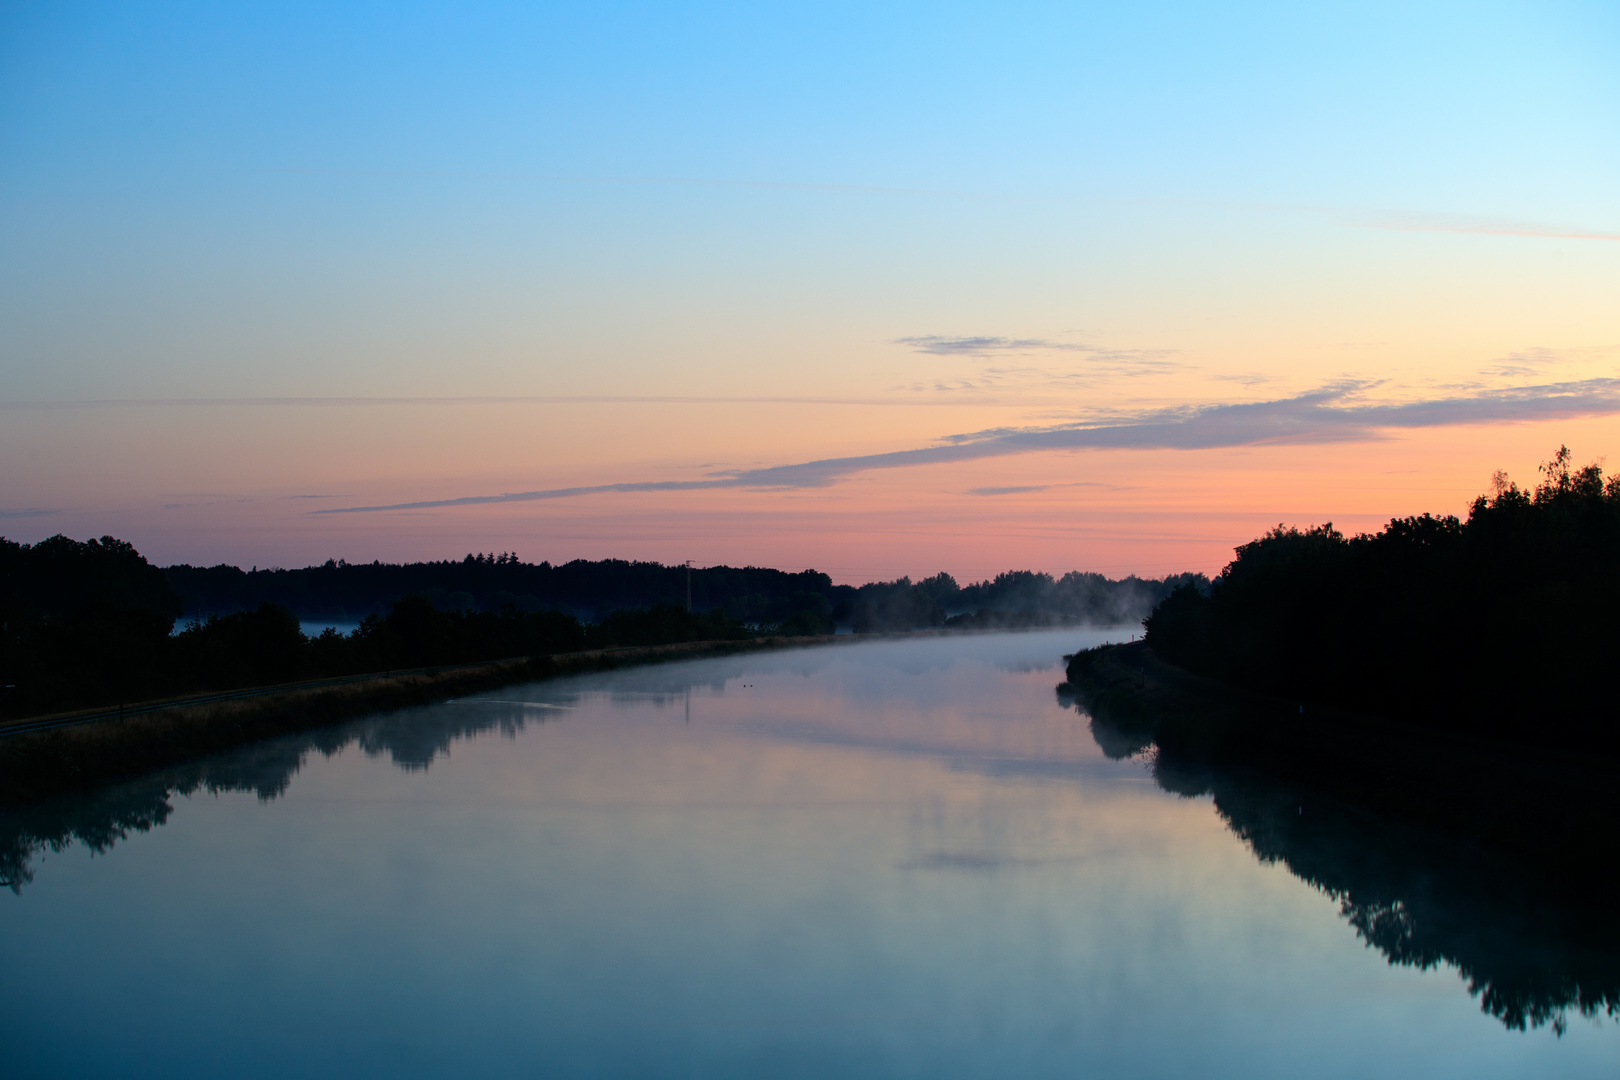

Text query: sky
(2, 0), (1617, 581)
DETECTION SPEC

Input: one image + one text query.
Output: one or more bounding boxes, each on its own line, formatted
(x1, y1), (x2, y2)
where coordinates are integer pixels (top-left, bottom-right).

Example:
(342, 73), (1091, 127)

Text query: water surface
(1, 630), (1613, 1077)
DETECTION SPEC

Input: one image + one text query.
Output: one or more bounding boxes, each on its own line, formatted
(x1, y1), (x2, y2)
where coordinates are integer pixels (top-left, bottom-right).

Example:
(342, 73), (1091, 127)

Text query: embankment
(0, 634), (838, 805)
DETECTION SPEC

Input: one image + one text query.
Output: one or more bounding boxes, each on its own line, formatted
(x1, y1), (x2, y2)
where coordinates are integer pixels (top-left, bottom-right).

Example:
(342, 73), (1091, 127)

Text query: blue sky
(2, 1), (1617, 574)
(7, 2), (1615, 195)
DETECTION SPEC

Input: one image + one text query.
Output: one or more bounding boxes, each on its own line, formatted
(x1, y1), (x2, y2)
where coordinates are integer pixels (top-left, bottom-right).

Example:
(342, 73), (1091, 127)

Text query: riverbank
(0, 633), (842, 806)
(1063, 640), (1620, 1031)
(1061, 640), (1620, 858)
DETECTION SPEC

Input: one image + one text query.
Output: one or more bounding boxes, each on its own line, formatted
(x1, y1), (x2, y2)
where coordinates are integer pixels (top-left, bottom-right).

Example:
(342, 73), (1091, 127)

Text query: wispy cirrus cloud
(968, 485), (1052, 496)
(895, 336), (1096, 356)
(1347, 210), (1620, 243)
(271, 167), (946, 199)
(1478, 345), (1618, 380)
(967, 481), (1115, 496)
(1211, 372), (1275, 387)
(891, 335), (1181, 394)
(895, 335), (1177, 367)
(317, 379), (1620, 515)
(0, 507), (60, 519)
(0, 394), (983, 410)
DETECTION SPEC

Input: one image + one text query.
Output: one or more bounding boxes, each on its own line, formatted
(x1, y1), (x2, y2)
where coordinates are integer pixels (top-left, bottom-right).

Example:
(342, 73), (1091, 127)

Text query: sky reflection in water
(1, 630), (1615, 1078)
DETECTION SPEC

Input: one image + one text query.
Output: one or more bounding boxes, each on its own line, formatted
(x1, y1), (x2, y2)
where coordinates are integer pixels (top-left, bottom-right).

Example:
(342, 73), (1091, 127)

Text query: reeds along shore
(0, 635), (832, 807)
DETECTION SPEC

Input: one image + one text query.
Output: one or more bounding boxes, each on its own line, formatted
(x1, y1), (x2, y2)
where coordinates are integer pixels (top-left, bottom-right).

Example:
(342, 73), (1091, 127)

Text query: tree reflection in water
(0, 675), (739, 892)
(2, 664), (768, 893)
(8, 669), (1617, 1038)
(1076, 699), (1620, 1035)
(0, 688), (638, 892)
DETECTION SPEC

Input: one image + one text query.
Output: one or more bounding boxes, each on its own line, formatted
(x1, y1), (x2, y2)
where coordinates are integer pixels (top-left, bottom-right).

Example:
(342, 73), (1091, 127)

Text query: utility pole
(685, 560), (693, 613)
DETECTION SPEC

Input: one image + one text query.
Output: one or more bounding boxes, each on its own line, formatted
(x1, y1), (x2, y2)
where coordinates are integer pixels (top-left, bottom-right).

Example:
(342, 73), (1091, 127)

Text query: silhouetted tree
(1142, 446), (1620, 747)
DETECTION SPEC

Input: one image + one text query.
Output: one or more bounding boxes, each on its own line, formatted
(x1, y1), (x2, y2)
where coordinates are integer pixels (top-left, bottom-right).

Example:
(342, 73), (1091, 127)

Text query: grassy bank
(0, 634), (837, 806)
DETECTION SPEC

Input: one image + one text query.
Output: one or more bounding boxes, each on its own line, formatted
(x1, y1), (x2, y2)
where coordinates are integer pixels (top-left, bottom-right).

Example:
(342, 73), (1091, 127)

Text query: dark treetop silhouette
(1141, 446), (1620, 750)
(164, 554), (1201, 634)
(1, 537), (1198, 722)
(1052, 446), (1620, 1033)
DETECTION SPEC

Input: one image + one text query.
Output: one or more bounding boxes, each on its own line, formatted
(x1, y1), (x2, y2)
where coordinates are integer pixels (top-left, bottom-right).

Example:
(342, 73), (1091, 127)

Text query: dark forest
(1, 540), (1195, 721)
(1141, 446), (1620, 749)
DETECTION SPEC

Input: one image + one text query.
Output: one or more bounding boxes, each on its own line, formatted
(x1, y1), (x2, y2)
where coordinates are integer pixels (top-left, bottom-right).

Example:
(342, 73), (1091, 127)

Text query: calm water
(1, 630), (1614, 1078)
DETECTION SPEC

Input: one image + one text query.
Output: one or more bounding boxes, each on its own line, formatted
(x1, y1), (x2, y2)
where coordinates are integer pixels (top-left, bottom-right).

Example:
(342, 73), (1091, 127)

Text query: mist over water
(1, 630), (1614, 1078)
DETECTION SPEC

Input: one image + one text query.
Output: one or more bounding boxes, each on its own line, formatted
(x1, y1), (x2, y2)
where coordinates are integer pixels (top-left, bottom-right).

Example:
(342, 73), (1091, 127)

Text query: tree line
(2, 535), (1200, 720)
(848, 569), (1207, 632)
(166, 554), (841, 625)
(1143, 446), (1620, 749)
(163, 552), (1204, 633)
(0, 536), (749, 720)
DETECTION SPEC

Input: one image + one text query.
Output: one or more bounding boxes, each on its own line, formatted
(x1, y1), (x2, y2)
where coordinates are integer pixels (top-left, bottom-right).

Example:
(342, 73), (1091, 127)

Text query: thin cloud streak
(270, 167), (947, 198)
(0, 395), (994, 410)
(896, 336), (1097, 356)
(1348, 211), (1620, 243)
(969, 485), (1052, 496)
(892, 335), (1183, 392)
(319, 479), (744, 514)
(967, 481), (1114, 496)
(317, 379), (1620, 515)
